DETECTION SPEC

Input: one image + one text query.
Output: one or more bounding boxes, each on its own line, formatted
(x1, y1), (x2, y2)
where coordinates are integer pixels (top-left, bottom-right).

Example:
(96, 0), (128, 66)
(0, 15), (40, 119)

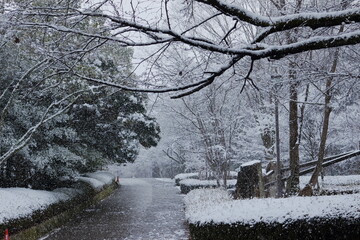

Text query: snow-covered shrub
(179, 179), (237, 194)
(185, 190), (360, 240)
(174, 172), (199, 185)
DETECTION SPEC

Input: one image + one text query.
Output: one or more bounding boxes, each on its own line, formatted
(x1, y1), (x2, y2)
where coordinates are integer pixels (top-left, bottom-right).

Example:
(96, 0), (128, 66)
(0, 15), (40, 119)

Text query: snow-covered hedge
(0, 171), (116, 237)
(77, 171), (115, 191)
(84, 171), (115, 185)
(0, 188), (71, 224)
(174, 173), (199, 186)
(185, 189), (360, 240)
(179, 179), (237, 194)
(175, 171), (238, 186)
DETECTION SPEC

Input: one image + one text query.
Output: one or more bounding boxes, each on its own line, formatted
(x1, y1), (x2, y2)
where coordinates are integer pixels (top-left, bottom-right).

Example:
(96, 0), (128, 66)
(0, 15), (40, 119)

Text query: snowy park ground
(299, 175), (360, 193)
(1, 174), (359, 239)
(0, 171), (114, 225)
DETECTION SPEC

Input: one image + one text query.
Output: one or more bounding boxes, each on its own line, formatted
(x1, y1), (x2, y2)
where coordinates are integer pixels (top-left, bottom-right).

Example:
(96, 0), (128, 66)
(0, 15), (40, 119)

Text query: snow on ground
(300, 175), (360, 192)
(300, 174), (360, 186)
(228, 171), (238, 178)
(184, 188), (360, 225)
(0, 188), (70, 224)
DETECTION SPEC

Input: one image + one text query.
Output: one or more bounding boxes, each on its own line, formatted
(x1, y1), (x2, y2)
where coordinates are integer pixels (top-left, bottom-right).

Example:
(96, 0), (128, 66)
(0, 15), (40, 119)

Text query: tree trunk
(281, 1), (303, 196)
(308, 94), (331, 189)
(286, 65), (300, 195)
(274, 97), (283, 197)
(308, 35), (343, 191)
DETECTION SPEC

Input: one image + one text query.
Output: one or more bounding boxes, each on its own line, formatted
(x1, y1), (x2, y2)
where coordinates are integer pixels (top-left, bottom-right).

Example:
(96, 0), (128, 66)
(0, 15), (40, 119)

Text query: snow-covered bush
(185, 189), (360, 240)
(78, 172), (116, 191)
(0, 171), (115, 224)
(179, 179), (237, 194)
(174, 173), (199, 185)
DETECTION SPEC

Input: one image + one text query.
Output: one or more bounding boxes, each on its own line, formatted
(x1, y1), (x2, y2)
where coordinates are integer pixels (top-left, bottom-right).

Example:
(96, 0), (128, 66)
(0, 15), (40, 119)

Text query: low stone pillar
(235, 160), (265, 199)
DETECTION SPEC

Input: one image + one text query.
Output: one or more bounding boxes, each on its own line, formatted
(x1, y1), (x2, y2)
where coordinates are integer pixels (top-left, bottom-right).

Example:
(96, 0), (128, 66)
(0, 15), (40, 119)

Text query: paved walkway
(41, 178), (189, 240)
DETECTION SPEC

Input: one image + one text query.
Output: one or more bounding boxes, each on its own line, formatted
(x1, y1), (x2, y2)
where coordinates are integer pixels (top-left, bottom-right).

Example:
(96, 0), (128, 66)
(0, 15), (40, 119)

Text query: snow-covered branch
(196, 0), (360, 30)
(7, 0), (360, 97)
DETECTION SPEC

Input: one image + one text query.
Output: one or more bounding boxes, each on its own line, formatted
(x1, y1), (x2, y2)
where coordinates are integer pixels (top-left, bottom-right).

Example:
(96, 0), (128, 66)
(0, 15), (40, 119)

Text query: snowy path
(41, 178), (189, 240)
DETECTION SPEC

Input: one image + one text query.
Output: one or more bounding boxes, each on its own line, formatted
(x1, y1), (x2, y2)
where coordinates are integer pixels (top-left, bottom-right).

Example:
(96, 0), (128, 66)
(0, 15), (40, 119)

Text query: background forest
(119, 0), (360, 191)
(0, 0), (359, 194)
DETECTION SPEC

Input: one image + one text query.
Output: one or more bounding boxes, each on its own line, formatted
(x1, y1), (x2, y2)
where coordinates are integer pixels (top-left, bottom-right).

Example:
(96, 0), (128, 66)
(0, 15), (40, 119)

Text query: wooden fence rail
(264, 150), (360, 187)
(280, 151), (358, 172)
(282, 150), (360, 181)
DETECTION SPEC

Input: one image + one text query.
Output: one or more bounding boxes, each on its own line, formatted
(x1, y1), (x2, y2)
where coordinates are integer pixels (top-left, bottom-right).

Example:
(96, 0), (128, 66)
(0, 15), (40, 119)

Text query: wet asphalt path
(41, 178), (189, 240)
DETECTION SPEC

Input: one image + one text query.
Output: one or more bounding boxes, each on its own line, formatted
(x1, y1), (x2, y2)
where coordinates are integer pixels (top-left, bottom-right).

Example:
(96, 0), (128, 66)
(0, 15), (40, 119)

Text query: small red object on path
(4, 229), (10, 240)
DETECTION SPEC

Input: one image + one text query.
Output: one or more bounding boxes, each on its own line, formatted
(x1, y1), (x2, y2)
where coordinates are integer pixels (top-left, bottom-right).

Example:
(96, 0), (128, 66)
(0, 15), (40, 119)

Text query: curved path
(41, 178), (189, 240)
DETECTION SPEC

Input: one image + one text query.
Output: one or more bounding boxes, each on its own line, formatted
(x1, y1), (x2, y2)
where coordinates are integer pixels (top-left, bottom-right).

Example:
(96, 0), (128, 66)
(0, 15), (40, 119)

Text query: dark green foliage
(180, 183), (217, 194)
(189, 217), (360, 240)
(180, 181), (236, 194)
(0, 0), (160, 189)
(0, 155), (33, 188)
(70, 90), (160, 164)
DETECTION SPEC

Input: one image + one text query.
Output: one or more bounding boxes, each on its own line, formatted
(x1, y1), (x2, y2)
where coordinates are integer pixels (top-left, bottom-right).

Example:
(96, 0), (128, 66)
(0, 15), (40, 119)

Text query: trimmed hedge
(180, 182), (217, 194)
(180, 180), (236, 194)
(175, 173), (199, 186)
(0, 181), (118, 240)
(189, 216), (360, 240)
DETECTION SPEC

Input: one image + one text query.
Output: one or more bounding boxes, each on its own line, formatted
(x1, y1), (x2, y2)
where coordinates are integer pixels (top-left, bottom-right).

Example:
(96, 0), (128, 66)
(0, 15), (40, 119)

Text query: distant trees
(173, 84), (245, 186)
